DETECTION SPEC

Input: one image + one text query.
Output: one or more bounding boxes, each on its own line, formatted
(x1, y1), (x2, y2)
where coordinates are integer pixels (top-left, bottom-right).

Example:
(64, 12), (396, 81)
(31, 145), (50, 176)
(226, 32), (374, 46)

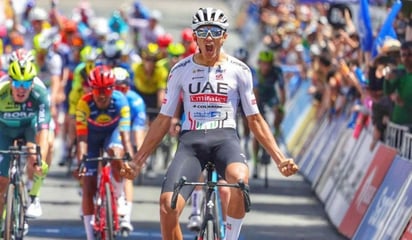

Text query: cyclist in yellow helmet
(132, 43), (168, 123)
(158, 42), (186, 71)
(0, 60), (51, 226)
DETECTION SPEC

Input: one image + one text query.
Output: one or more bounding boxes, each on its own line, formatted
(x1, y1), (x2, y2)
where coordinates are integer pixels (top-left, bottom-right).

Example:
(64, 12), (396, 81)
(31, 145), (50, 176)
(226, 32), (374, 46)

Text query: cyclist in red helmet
(181, 27), (197, 57)
(76, 65), (134, 240)
(157, 33), (173, 59)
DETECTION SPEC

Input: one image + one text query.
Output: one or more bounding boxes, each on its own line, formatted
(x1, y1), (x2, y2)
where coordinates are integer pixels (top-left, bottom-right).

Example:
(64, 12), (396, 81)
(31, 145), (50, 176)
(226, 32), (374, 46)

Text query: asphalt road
(23, 0), (348, 239)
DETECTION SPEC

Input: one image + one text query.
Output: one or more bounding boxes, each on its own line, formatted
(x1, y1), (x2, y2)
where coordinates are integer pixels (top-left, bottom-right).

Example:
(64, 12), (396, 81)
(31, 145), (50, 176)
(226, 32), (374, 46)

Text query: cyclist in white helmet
(121, 7), (299, 240)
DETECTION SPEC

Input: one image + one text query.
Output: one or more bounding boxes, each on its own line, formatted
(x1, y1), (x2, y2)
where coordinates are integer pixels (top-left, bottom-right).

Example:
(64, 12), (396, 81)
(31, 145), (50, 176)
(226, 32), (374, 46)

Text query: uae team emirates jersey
(160, 55), (259, 130)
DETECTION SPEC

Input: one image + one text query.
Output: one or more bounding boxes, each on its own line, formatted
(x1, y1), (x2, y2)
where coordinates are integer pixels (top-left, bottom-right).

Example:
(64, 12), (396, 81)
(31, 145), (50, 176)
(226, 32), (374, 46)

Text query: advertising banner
(309, 115), (347, 187)
(353, 156), (412, 239)
(314, 128), (352, 201)
(317, 127), (375, 206)
(299, 118), (332, 182)
(281, 80), (312, 144)
(379, 173), (412, 240)
(401, 219), (412, 240)
(323, 128), (375, 227)
(288, 105), (317, 158)
(338, 145), (398, 238)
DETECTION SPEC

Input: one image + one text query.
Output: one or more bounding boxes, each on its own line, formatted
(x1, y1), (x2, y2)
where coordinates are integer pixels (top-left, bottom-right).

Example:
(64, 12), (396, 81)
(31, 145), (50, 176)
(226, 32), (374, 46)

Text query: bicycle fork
(94, 166), (119, 234)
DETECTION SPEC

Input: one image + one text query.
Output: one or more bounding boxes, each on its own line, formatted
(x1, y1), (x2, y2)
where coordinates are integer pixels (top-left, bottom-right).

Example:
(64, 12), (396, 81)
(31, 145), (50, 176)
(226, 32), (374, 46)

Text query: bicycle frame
(1, 141), (41, 240)
(171, 161), (251, 240)
(81, 154), (130, 240)
(95, 161), (118, 240)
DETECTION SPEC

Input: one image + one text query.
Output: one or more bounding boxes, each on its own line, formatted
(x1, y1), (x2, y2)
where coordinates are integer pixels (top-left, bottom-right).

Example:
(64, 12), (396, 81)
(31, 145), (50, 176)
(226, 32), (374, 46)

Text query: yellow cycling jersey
(68, 62), (88, 115)
(132, 62), (168, 95)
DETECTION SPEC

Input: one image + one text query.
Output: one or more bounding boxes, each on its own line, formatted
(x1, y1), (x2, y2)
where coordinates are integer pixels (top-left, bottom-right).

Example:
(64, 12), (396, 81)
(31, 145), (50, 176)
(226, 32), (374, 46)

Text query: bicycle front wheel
(16, 182), (27, 239)
(4, 184), (15, 240)
(205, 220), (215, 240)
(104, 182), (114, 240)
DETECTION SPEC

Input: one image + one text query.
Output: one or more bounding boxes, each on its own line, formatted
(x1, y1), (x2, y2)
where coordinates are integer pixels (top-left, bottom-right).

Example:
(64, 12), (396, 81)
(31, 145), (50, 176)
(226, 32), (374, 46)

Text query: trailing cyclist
(75, 65), (134, 240)
(62, 46), (101, 166)
(0, 58), (50, 232)
(252, 50), (286, 179)
(131, 42), (168, 177)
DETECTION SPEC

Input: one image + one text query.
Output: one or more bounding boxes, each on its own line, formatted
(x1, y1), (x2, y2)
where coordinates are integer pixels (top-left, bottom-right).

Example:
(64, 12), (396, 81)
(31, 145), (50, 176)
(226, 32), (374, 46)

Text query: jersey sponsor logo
(22, 102), (34, 113)
(189, 82), (229, 103)
(38, 104), (46, 122)
(3, 112), (36, 119)
(95, 114), (113, 123)
(193, 111), (222, 120)
(189, 82), (228, 95)
(3, 103), (20, 111)
(216, 73), (223, 80)
(192, 68), (205, 74)
(89, 115), (120, 128)
(192, 104), (222, 108)
(190, 94), (227, 103)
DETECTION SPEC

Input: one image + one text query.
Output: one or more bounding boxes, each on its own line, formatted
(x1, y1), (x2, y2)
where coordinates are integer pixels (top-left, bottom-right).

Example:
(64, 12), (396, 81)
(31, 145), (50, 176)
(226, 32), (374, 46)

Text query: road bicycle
(0, 139), (41, 240)
(80, 153), (131, 240)
(171, 161), (251, 240)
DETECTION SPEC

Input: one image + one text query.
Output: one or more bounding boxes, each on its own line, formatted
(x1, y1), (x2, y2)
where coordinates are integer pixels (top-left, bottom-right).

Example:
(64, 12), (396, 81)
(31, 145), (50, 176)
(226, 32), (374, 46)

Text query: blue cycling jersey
(125, 89), (146, 131)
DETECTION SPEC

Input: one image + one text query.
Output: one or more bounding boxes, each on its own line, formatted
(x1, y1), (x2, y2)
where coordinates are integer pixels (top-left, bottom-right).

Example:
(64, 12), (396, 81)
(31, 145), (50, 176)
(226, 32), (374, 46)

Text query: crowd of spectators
(0, 0), (411, 156)
(234, 0), (412, 153)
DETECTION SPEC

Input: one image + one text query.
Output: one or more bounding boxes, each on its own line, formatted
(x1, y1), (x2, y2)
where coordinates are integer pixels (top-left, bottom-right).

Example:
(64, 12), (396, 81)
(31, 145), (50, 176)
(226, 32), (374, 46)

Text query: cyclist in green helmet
(0, 59), (51, 225)
(252, 49), (286, 178)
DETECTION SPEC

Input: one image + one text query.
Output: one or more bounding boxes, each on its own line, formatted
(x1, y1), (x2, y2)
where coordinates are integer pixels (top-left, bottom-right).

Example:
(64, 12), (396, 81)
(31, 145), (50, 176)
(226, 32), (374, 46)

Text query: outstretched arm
(247, 113), (298, 177)
(121, 113), (171, 179)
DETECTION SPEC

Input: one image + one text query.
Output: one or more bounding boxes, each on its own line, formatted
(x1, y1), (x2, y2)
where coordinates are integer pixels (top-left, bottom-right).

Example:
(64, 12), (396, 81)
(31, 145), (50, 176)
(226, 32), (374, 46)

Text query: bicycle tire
(4, 184), (15, 240)
(66, 146), (75, 177)
(205, 219), (215, 240)
(16, 182), (26, 239)
(104, 182), (114, 240)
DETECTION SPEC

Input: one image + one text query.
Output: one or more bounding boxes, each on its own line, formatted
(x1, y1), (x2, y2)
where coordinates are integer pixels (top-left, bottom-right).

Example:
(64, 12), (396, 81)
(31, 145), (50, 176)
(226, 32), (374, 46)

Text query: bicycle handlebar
(0, 145), (42, 167)
(78, 152), (132, 176)
(170, 176), (251, 212)
(82, 152), (132, 162)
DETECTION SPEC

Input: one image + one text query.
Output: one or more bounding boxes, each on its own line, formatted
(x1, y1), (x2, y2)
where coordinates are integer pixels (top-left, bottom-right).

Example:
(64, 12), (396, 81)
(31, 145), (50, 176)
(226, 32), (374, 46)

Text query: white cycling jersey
(160, 55), (259, 130)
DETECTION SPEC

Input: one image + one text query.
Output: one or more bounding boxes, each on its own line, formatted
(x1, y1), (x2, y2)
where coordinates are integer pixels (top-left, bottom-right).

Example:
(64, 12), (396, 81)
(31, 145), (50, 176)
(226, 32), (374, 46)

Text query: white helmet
(28, 7), (48, 21)
(8, 48), (35, 64)
(191, 7), (229, 30)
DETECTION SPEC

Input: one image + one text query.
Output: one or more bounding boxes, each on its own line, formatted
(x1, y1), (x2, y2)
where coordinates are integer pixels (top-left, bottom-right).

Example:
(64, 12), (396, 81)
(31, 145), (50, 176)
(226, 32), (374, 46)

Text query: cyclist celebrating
(0, 59), (50, 227)
(76, 65), (134, 240)
(121, 7), (299, 240)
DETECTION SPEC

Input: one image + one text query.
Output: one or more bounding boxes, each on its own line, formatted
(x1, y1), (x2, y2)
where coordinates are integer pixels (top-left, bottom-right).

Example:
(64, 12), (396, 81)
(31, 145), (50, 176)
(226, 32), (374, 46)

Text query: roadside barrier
(401, 132), (412, 160)
(385, 121), (410, 153)
(283, 96), (412, 239)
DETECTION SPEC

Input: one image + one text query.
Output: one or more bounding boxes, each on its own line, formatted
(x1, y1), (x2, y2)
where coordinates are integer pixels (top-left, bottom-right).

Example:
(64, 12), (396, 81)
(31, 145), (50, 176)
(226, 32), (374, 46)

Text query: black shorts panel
(161, 128), (247, 200)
